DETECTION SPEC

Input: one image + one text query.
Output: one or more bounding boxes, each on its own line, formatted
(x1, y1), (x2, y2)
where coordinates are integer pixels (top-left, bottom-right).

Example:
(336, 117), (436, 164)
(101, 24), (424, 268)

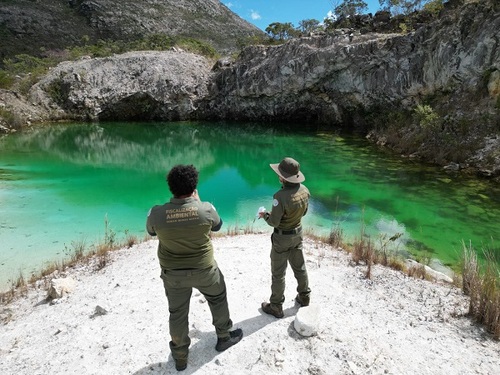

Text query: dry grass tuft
(328, 224), (344, 248)
(122, 230), (139, 248)
(0, 216), (141, 306)
(462, 240), (500, 339)
(407, 264), (427, 279)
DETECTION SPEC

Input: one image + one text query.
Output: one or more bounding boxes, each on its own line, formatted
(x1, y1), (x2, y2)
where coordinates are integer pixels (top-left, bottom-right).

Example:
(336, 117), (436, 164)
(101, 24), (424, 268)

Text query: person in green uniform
(146, 164), (243, 371)
(259, 157), (311, 318)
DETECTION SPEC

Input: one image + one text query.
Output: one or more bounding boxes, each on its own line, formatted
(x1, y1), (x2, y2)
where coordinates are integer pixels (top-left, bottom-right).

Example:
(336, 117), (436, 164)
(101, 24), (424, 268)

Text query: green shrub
(413, 104), (440, 130)
(3, 54), (56, 94)
(0, 108), (23, 128)
(46, 78), (67, 105)
(134, 34), (175, 51)
(0, 70), (14, 89)
(4, 54), (53, 75)
(423, 0), (444, 17)
(176, 38), (218, 58)
(68, 39), (124, 59)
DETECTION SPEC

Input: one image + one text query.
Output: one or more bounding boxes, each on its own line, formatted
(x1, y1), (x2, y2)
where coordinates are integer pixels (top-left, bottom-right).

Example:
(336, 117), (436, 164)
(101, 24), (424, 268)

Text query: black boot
(174, 358), (187, 371)
(261, 302), (284, 318)
(295, 293), (310, 307)
(215, 328), (243, 352)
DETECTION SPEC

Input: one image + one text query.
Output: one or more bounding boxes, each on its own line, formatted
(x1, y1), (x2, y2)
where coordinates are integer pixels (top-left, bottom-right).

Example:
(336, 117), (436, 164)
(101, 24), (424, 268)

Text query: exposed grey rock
(30, 51), (213, 121)
(91, 305), (108, 319)
(19, 1), (500, 129)
(203, 2), (499, 126)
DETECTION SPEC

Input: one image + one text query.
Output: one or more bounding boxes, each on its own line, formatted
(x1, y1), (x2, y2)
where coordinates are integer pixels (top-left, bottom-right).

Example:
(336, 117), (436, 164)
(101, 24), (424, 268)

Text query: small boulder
(47, 277), (76, 299)
(294, 305), (321, 337)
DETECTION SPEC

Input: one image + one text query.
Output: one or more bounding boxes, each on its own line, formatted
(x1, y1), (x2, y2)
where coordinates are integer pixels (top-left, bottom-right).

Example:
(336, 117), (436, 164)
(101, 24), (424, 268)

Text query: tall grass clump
(328, 196), (344, 248)
(350, 215), (376, 278)
(0, 215), (142, 305)
(328, 223), (344, 248)
(462, 240), (500, 339)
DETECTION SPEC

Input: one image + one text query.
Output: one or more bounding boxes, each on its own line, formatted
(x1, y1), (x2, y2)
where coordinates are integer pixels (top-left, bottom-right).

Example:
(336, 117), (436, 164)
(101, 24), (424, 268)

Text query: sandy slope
(0, 234), (498, 375)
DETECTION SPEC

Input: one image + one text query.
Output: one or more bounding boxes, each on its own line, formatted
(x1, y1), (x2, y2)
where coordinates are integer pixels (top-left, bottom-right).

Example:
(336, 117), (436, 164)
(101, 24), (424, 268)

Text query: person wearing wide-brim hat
(258, 157), (311, 318)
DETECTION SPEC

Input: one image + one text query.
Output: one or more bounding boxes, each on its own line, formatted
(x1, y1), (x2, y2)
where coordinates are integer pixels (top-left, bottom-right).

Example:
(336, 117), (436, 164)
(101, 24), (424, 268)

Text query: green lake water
(0, 121), (499, 290)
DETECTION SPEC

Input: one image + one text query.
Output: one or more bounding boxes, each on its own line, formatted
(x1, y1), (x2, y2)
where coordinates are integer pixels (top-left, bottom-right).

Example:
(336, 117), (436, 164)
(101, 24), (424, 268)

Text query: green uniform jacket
(264, 182), (310, 229)
(146, 197), (222, 270)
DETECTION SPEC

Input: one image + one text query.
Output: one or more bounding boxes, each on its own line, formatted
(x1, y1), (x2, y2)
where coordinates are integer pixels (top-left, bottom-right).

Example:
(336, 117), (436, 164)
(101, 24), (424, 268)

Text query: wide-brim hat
(270, 157), (305, 183)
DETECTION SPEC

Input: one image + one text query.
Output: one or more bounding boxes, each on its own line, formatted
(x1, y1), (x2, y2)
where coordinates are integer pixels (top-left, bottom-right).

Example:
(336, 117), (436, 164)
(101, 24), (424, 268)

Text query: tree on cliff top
(378, 0), (428, 15)
(333, 0), (368, 17)
(265, 22), (299, 41)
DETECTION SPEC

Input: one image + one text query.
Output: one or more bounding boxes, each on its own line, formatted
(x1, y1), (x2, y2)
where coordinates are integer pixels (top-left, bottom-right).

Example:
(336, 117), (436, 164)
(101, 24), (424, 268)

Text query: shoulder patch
(273, 199), (279, 207)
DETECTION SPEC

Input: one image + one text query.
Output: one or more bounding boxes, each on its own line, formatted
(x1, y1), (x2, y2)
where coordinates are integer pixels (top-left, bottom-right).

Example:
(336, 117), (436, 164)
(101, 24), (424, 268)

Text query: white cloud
(250, 10), (261, 20)
(225, 2), (234, 8)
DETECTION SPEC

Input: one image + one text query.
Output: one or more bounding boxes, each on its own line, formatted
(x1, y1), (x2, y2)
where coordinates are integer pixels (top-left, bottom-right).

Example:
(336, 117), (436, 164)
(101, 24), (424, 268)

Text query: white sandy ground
(0, 233), (499, 375)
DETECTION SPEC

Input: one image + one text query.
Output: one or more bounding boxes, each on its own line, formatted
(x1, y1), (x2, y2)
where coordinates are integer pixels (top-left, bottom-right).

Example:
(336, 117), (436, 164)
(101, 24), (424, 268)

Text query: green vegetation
(46, 78), (67, 106)
(379, 0), (427, 15)
(2, 54), (57, 94)
(365, 97), (498, 167)
(413, 104), (440, 130)
(0, 70), (14, 89)
(298, 19), (322, 34)
(423, 0), (445, 16)
(0, 34), (220, 93)
(334, 0), (368, 18)
(265, 22), (300, 41)
(0, 108), (23, 129)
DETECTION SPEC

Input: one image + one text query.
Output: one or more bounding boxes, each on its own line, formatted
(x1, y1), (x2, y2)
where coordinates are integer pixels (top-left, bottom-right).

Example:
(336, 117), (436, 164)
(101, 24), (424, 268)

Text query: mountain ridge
(0, 0), (264, 63)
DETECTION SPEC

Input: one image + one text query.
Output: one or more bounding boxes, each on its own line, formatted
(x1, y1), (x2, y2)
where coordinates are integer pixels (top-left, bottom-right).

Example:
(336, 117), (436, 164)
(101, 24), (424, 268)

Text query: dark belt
(274, 226), (302, 235)
(162, 267), (204, 276)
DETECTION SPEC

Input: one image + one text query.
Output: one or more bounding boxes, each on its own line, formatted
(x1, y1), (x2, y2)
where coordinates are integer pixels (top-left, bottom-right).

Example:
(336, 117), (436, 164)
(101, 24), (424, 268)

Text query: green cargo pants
(160, 263), (233, 361)
(269, 232), (310, 306)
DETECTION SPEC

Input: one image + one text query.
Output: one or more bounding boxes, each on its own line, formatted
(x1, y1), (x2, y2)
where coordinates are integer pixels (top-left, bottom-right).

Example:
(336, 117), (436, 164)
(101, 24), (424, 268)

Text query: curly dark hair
(167, 164), (199, 197)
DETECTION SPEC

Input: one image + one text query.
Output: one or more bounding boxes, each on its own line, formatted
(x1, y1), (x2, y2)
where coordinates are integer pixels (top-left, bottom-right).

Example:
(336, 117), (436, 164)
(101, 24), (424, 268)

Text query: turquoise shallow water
(0, 121), (498, 290)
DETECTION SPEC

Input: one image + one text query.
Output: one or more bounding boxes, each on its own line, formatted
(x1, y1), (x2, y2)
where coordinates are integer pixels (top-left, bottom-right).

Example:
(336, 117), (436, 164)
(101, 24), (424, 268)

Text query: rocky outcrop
(28, 1), (499, 125)
(47, 277), (76, 300)
(29, 50), (213, 121)
(202, 1), (499, 127)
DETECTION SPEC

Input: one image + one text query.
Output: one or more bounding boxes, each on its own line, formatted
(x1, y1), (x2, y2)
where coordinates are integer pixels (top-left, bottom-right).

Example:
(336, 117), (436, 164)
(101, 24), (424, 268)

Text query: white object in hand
(255, 206), (266, 220)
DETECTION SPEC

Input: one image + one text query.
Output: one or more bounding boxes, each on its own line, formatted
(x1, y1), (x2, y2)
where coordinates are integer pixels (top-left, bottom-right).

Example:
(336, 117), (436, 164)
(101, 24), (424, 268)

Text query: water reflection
(0, 121), (499, 289)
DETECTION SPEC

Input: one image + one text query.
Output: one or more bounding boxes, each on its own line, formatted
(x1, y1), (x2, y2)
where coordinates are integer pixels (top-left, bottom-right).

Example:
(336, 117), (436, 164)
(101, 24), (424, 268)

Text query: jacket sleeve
(264, 194), (284, 228)
(208, 203), (223, 232)
(146, 207), (157, 236)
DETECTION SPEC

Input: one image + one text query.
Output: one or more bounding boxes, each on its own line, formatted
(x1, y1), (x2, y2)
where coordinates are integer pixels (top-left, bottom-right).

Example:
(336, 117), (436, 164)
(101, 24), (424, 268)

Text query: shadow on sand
(132, 304), (300, 374)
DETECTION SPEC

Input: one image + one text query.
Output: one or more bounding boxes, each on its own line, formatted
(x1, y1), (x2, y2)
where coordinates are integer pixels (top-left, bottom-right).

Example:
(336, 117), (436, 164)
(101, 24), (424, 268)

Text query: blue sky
(224, 0), (382, 31)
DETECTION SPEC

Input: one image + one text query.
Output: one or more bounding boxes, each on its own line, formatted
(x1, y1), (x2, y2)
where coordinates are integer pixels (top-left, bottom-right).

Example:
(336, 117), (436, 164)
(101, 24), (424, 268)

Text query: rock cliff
(29, 50), (212, 121)
(202, 1), (498, 127)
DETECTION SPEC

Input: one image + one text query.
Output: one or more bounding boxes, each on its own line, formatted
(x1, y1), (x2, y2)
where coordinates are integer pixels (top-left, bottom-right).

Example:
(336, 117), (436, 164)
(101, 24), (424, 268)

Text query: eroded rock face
(26, 1), (499, 127)
(29, 51), (213, 121)
(202, 1), (499, 127)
